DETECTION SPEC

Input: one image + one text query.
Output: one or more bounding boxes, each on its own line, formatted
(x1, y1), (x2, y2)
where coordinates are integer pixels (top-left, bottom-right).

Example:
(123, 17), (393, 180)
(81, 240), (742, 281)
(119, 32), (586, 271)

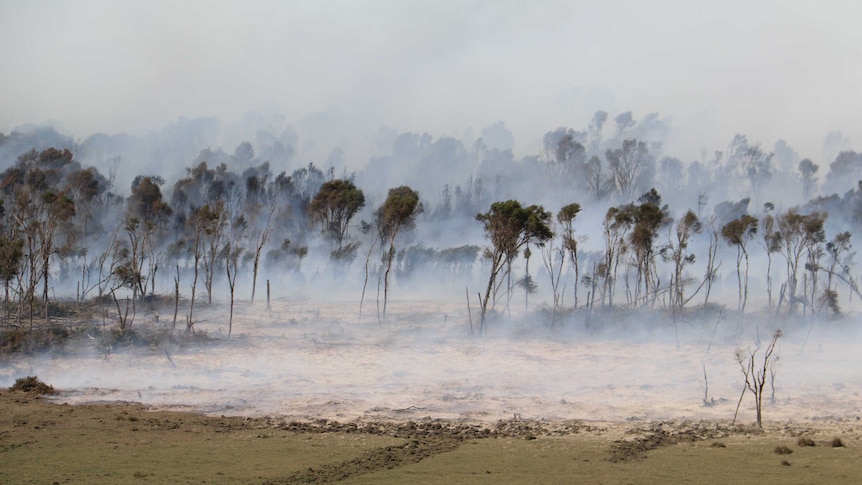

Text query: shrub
(797, 437), (816, 447)
(9, 376), (56, 395)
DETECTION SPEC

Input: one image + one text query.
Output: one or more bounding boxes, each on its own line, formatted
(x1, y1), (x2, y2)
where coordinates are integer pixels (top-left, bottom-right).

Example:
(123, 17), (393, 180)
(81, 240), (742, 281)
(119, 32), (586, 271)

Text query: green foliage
(9, 375), (56, 394)
(721, 214), (758, 246)
(128, 175), (172, 221)
(309, 179), (365, 249)
(375, 185), (423, 240)
(0, 236), (24, 283)
(476, 200), (553, 259)
(476, 200), (553, 330)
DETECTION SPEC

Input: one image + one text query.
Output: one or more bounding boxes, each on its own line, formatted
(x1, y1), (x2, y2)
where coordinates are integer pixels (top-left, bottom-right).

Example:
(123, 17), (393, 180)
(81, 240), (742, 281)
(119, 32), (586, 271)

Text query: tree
(801, 213), (826, 316)
(759, 213), (782, 313)
(777, 210), (826, 315)
(557, 203), (581, 309)
(308, 179), (365, 257)
(199, 202), (228, 305)
(128, 176), (171, 222)
(660, 210), (701, 312)
(606, 139), (654, 200)
(798, 158), (818, 200)
(588, 110), (609, 153)
(0, 236), (23, 322)
(734, 329), (782, 428)
(584, 155), (608, 200)
(602, 205), (634, 307)
(721, 214), (758, 326)
(224, 215), (247, 336)
(628, 189), (669, 305)
(702, 217), (721, 306)
(824, 149), (862, 194)
(184, 203), (226, 331)
(476, 200), (553, 334)
(374, 186), (422, 318)
(126, 176), (171, 300)
(249, 206), (274, 303)
(823, 231), (853, 316)
(741, 144), (773, 200)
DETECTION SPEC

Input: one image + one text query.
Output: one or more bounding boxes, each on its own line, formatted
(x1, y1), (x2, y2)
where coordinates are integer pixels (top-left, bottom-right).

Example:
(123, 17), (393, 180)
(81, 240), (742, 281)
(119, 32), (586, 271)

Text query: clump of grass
(831, 438), (844, 448)
(797, 437), (816, 447)
(774, 445), (793, 455)
(9, 376), (56, 395)
(711, 442), (726, 448)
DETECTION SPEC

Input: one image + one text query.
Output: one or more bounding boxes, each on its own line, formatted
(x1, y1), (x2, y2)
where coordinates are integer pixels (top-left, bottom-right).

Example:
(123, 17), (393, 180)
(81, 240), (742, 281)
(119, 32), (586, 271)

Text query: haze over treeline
(3, 1), (862, 333)
(2, 108), (862, 335)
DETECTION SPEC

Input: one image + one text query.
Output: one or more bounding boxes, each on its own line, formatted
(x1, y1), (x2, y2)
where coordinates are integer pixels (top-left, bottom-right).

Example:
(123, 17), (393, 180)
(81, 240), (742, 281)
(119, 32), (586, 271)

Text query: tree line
(2, 112), (862, 336)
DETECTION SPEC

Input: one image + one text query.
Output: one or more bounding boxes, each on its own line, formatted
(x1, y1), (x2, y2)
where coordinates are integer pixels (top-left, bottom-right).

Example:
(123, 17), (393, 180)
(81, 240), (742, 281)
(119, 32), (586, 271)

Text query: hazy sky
(2, 0), (861, 161)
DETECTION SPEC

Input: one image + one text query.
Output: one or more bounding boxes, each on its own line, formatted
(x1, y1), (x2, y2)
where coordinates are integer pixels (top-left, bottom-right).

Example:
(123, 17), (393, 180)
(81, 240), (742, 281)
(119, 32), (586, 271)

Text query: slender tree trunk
(382, 235), (396, 318)
(188, 252), (199, 333)
(172, 265), (179, 331)
(359, 235), (379, 322)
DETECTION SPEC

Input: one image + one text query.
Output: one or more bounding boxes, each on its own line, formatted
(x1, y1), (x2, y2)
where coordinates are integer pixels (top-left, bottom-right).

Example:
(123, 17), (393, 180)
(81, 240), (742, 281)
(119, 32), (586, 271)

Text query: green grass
(2, 391), (860, 484)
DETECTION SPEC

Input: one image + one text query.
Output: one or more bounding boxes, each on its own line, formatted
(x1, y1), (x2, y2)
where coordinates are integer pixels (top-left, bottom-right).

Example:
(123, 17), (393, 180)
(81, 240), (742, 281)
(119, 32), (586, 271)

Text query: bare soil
(2, 299), (862, 482)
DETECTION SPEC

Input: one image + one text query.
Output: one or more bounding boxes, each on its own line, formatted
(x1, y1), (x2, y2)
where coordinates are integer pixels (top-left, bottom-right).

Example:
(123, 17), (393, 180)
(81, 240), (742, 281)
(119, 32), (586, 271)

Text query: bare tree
(541, 231), (566, 327)
(733, 329), (782, 428)
(250, 205), (274, 303)
(606, 139), (653, 200)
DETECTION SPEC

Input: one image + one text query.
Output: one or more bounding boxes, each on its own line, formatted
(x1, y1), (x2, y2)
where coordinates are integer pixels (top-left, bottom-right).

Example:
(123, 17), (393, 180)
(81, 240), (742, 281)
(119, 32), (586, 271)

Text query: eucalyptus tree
(721, 214), (758, 324)
(758, 213), (782, 313)
(823, 231), (854, 315)
(602, 204), (634, 307)
(308, 179), (365, 260)
(777, 209), (826, 315)
(374, 186), (422, 318)
(223, 214), (247, 336)
(628, 189), (669, 306)
(184, 203), (226, 331)
(660, 210), (701, 312)
(0, 235), (23, 322)
(798, 159), (819, 200)
(606, 139), (653, 200)
(117, 177), (173, 304)
(476, 200), (553, 334)
(557, 203), (582, 308)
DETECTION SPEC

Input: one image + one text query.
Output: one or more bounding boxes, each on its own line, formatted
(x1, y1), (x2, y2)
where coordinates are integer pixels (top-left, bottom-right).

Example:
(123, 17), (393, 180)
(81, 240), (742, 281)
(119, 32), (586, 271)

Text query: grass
(1, 390), (859, 484)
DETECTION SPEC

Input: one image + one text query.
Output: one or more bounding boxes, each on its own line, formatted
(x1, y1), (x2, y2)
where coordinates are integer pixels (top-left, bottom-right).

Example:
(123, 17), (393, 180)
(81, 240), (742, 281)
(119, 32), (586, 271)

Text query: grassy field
(2, 388), (860, 484)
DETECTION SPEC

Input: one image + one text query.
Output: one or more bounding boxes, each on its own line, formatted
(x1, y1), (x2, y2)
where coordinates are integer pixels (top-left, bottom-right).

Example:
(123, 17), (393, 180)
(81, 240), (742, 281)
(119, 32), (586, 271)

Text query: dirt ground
(2, 299), (862, 482)
(2, 389), (861, 484)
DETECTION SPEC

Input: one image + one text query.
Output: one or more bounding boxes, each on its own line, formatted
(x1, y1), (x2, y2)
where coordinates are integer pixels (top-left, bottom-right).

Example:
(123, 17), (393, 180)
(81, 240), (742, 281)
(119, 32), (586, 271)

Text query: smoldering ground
(3, 297), (861, 426)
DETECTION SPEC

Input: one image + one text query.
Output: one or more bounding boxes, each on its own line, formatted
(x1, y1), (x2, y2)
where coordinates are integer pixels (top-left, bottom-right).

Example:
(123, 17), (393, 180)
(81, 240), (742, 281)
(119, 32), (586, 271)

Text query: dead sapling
(732, 329), (782, 428)
(702, 363), (716, 406)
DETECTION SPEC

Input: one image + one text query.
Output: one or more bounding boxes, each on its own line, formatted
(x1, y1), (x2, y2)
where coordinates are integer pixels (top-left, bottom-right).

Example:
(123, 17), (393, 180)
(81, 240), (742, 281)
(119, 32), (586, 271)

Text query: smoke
(3, 2), (862, 161)
(3, 1), (862, 424)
